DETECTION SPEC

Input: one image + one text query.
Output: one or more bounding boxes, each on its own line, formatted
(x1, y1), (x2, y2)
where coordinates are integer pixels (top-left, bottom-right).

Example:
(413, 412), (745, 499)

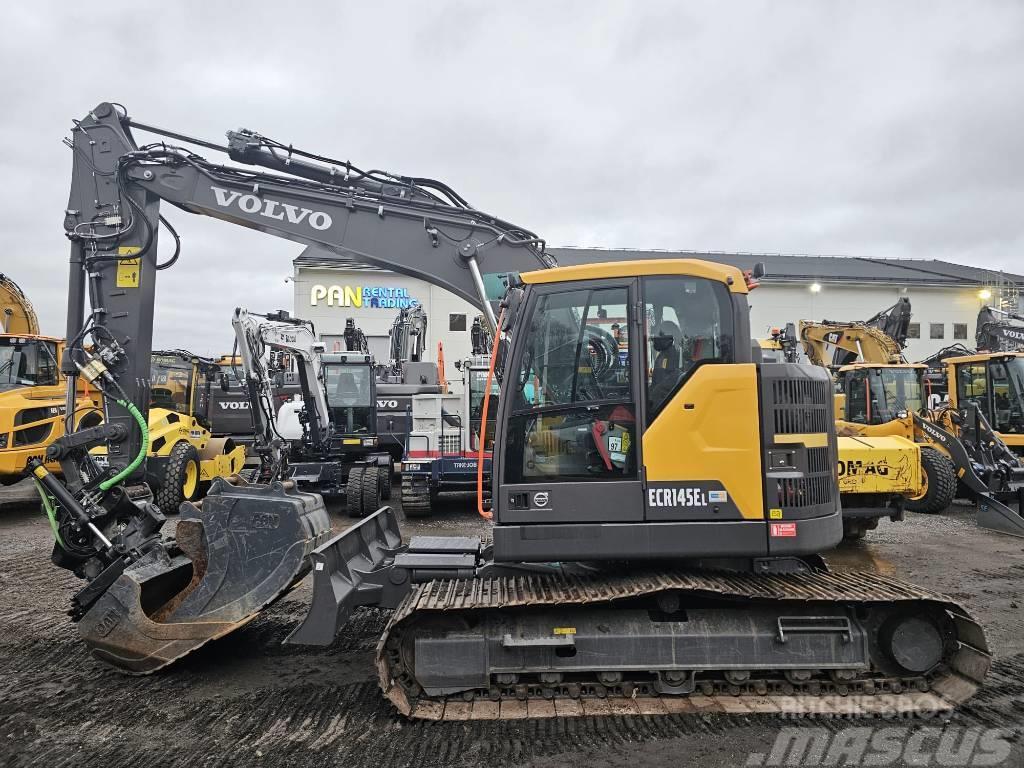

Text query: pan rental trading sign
(310, 284), (419, 310)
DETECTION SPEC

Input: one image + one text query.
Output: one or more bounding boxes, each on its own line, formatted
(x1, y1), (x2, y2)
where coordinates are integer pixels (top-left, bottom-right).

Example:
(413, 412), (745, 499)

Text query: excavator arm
(798, 300), (911, 368)
(976, 306), (1024, 352)
(36, 102), (553, 672)
(63, 102), (552, 481)
(232, 307), (332, 478)
(798, 322), (905, 367)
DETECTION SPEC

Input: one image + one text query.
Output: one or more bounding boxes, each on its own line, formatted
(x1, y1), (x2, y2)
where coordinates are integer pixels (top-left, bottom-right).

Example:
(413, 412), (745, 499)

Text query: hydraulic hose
(32, 478), (65, 549)
(99, 399), (148, 491)
(476, 308), (504, 522)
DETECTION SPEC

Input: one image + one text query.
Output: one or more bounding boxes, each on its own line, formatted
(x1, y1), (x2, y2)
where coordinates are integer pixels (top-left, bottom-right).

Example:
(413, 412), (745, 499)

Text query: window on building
(954, 323), (968, 340)
(930, 323), (945, 340)
(449, 313), (467, 332)
(907, 323), (921, 339)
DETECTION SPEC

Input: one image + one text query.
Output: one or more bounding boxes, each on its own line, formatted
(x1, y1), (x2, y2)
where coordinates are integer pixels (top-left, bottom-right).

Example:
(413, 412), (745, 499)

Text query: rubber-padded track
(377, 568), (990, 720)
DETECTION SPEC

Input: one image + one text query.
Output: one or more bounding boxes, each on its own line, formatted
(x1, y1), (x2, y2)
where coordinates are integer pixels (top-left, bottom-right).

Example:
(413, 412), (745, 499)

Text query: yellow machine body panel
(835, 415), (914, 441)
(642, 363), (765, 521)
(837, 435), (922, 495)
(198, 443), (247, 481)
(147, 407), (207, 457)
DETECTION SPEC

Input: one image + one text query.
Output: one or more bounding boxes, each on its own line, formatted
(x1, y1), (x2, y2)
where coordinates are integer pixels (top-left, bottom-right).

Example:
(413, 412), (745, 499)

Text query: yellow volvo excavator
(31, 103), (990, 720)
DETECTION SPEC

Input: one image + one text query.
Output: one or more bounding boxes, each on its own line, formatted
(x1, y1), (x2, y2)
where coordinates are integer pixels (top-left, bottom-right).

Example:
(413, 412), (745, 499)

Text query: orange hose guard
(476, 308), (505, 521)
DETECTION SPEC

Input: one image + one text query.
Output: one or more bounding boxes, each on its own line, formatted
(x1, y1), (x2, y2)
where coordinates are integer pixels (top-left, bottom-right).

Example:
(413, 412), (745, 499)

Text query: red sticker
(770, 522), (797, 538)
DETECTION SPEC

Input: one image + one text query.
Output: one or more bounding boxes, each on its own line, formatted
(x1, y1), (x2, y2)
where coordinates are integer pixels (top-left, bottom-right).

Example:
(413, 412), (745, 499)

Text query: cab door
(638, 274), (764, 523)
(497, 279), (644, 524)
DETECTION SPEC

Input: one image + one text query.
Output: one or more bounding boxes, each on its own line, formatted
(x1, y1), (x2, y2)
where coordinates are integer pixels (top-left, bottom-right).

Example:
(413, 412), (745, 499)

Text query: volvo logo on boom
(210, 186), (333, 231)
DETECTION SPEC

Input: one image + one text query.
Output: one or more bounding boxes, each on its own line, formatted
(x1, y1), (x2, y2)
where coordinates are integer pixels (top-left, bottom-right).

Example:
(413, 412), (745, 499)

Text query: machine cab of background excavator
(321, 353), (377, 436)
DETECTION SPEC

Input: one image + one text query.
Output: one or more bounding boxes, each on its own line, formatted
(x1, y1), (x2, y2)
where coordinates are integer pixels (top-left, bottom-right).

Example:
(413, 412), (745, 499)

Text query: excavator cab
(488, 263), (839, 561)
(321, 354), (376, 437)
(0, 336), (59, 391)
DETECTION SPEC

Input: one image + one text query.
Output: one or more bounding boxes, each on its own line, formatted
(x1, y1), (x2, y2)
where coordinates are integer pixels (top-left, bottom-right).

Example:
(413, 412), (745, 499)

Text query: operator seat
(336, 372), (359, 406)
(649, 320), (682, 408)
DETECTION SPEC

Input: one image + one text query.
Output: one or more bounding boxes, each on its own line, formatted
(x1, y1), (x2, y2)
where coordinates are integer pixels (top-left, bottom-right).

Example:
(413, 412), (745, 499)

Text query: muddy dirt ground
(1, 479), (1022, 768)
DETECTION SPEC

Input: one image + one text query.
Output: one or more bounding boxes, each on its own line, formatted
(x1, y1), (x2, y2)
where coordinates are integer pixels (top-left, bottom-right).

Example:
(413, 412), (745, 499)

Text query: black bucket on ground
(77, 477), (331, 674)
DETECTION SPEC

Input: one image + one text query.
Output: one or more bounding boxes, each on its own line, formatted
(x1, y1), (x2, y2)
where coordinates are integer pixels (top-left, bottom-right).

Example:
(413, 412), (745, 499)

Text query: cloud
(1, 1), (1022, 352)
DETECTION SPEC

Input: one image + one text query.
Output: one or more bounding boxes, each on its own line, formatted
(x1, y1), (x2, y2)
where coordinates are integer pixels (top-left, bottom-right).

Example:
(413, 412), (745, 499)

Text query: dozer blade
(977, 492), (1024, 538)
(285, 506), (404, 647)
(77, 478), (331, 674)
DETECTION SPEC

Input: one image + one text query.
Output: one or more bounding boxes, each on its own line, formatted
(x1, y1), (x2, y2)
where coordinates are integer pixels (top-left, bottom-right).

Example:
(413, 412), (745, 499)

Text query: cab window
(505, 285), (636, 483)
(643, 275), (734, 420)
(150, 356), (194, 415)
(957, 363), (990, 417)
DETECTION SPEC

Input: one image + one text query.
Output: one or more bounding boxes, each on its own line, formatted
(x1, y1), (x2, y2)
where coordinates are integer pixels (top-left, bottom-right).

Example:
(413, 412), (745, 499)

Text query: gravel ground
(1, 479), (1022, 767)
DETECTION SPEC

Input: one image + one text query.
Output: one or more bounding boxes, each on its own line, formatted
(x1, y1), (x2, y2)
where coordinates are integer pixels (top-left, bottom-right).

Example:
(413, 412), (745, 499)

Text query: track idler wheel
(880, 613), (947, 675)
(76, 477), (330, 674)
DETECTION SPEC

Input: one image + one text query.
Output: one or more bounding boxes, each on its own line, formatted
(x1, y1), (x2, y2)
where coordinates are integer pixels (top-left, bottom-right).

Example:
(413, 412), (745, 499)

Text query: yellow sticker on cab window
(553, 627), (576, 635)
(116, 257), (142, 288)
(769, 508), (783, 519)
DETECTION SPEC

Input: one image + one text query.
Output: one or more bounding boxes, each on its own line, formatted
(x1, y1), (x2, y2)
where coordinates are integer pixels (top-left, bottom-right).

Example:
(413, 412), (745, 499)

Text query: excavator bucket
(977, 492), (1024, 538)
(77, 477), (331, 673)
(286, 506), (404, 646)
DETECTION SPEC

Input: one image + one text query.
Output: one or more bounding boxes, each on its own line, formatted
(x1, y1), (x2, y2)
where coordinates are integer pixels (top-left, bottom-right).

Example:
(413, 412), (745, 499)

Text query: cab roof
(837, 362), (926, 373)
(518, 259), (750, 294)
(944, 351), (1024, 365)
(0, 333), (62, 344)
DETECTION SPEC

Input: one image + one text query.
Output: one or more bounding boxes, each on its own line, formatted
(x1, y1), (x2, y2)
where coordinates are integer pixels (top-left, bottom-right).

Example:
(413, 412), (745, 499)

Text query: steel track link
(375, 569), (991, 720)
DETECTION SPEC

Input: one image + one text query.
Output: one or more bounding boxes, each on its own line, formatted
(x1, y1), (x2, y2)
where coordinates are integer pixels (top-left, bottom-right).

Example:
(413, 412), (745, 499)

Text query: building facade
(294, 247), (1024, 375)
(293, 257), (481, 365)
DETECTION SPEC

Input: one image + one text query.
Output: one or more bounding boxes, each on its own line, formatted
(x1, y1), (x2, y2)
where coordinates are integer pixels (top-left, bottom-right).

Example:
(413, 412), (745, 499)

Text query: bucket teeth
(77, 479), (331, 674)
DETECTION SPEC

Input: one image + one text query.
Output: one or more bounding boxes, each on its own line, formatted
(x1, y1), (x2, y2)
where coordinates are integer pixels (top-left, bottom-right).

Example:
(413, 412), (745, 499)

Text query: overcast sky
(2, 1), (1022, 353)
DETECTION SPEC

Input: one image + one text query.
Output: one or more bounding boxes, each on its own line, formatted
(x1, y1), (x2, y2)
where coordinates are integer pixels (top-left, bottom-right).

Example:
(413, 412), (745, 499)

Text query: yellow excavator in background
(798, 298), (911, 370)
(0, 274), (101, 484)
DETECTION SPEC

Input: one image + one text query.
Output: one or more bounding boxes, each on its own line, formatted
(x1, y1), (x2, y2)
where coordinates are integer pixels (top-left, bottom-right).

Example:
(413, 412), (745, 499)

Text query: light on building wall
(809, 282), (822, 294)
(978, 288), (992, 301)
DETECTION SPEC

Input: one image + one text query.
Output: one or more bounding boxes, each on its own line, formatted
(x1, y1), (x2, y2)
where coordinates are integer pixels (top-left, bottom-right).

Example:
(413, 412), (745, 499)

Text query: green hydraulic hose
(99, 399), (148, 491)
(32, 478), (65, 549)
